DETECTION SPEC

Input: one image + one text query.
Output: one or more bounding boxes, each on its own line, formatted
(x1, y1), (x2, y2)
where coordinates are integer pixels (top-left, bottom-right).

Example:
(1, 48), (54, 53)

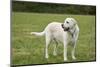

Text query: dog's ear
(71, 18), (77, 25)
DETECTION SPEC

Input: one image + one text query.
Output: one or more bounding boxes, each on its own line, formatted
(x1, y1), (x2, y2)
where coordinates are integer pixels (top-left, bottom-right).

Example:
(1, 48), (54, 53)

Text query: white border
(0, 0), (100, 67)
(0, 0), (10, 67)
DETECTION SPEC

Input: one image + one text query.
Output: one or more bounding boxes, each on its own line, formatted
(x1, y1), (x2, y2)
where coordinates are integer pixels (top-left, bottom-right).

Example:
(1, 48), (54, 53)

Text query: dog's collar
(61, 24), (64, 31)
(61, 24), (64, 29)
(61, 24), (69, 31)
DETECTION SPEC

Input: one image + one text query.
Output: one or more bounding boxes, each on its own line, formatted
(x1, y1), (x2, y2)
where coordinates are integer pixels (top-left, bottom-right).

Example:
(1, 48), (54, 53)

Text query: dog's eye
(66, 21), (69, 23)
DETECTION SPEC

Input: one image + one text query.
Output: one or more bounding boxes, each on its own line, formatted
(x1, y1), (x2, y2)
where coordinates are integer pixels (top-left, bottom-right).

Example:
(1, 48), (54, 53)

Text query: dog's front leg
(64, 42), (67, 61)
(71, 41), (77, 60)
(71, 29), (79, 60)
(63, 33), (68, 61)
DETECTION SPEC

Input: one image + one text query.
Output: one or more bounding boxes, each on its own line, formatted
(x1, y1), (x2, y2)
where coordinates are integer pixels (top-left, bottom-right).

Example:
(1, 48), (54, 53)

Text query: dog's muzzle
(61, 24), (70, 31)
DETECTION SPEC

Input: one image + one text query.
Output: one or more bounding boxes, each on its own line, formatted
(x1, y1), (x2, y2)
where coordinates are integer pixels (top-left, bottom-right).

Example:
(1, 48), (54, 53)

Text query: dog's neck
(69, 26), (76, 38)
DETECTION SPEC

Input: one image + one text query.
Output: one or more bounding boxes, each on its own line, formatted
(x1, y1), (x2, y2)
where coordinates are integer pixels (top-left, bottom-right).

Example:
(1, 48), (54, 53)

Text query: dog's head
(62, 18), (77, 31)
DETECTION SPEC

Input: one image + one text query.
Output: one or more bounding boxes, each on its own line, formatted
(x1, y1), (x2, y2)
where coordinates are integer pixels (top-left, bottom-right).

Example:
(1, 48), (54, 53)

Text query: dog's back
(45, 22), (63, 33)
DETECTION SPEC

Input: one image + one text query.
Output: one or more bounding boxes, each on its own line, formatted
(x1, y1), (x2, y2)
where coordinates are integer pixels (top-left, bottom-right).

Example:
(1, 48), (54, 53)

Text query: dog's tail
(30, 30), (45, 36)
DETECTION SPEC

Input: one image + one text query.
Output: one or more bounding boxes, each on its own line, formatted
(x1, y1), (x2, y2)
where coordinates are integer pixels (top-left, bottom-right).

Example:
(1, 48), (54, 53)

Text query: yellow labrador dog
(31, 18), (79, 61)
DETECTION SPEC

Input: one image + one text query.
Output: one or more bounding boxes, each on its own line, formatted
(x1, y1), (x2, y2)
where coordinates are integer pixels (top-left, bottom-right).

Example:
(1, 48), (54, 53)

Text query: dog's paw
(53, 51), (57, 56)
(45, 54), (49, 59)
(45, 56), (49, 59)
(72, 56), (76, 60)
(64, 58), (68, 61)
(53, 52), (57, 56)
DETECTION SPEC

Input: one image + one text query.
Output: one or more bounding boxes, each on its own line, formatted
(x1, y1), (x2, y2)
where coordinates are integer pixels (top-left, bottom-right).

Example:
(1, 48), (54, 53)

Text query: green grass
(12, 12), (96, 65)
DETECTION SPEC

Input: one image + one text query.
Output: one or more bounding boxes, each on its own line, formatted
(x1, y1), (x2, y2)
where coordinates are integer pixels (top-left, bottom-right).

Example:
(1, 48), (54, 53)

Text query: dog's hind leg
(53, 39), (58, 56)
(45, 33), (51, 59)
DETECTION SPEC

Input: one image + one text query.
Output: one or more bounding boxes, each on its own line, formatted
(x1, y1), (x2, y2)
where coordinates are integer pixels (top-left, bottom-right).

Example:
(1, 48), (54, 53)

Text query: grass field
(12, 12), (96, 65)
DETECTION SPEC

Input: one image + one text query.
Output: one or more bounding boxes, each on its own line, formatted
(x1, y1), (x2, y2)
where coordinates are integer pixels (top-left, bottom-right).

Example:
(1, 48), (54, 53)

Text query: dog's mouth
(61, 24), (70, 31)
(64, 27), (70, 31)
